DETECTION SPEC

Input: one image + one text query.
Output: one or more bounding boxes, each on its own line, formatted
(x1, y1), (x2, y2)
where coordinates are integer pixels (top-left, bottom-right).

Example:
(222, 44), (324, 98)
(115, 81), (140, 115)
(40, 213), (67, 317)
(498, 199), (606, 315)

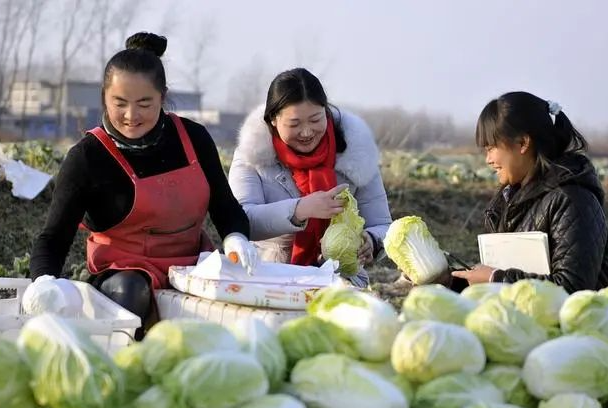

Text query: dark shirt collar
(502, 184), (521, 203)
(102, 110), (165, 151)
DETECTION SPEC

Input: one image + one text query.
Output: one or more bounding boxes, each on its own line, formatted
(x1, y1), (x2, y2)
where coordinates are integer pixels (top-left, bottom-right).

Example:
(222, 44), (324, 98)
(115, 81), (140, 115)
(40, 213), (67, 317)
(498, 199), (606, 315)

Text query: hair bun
(125, 32), (167, 57)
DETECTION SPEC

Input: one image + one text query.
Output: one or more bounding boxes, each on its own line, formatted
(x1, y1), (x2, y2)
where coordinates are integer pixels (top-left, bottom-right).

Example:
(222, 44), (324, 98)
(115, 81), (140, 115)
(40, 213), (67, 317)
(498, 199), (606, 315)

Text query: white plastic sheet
(0, 156), (52, 200)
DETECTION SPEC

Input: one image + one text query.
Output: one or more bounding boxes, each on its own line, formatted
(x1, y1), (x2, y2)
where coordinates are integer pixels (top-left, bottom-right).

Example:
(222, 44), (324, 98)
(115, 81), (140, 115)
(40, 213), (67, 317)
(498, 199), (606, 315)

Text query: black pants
(90, 269), (152, 340)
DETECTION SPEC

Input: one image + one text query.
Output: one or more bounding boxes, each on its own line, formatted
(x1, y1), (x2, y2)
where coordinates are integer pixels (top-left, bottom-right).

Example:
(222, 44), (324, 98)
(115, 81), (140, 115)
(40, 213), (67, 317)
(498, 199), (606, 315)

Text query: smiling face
(271, 100), (327, 154)
(485, 137), (536, 186)
(103, 70), (163, 139)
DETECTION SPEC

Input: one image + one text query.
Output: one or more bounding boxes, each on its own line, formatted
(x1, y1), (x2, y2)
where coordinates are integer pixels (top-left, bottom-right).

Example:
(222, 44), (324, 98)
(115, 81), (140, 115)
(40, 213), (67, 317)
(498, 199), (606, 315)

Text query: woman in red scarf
(229, 68), (392, 287)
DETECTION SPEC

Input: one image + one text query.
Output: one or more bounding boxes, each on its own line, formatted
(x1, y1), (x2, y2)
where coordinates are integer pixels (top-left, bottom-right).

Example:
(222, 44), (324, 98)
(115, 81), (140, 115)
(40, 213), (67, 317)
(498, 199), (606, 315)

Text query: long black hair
(263, 67), (346, 152)
(101, 32), (168, 111)
(476, 91), (588, 174)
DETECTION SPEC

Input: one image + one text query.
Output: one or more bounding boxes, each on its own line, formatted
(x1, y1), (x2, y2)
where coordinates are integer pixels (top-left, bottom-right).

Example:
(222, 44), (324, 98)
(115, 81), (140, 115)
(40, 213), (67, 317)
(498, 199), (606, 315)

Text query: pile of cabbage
(2, 280), (608, 408)
(392, 280), (608, 408)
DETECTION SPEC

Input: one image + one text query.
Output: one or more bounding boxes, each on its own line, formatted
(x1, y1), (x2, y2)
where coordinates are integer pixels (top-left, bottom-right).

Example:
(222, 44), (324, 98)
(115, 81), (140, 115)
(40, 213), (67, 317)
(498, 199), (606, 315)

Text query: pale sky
(39, 0), (608, 129)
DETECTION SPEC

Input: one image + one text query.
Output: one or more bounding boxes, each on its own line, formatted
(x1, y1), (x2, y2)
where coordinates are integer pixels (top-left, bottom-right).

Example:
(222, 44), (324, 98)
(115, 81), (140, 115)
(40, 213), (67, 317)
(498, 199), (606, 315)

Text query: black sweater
(30, 113), (249, 278)
(485, 154), (608, 293)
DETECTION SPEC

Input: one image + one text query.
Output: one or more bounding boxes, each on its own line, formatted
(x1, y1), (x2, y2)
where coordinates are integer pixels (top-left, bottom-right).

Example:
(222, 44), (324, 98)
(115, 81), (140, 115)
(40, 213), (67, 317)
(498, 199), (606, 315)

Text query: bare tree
(20, 0), (46, 138)
(55, 0), (99, 138)
(115, 0), (142, 48)
(225, 55), (269, 114)
(156, 3), (178, 40)
(0, 0), (28, 126)
(359, 107), (458, 150)
(292, 30), (335, 79)
(97, 0), (111, 72)
(177, 19), (218, 110)
(96, 0), (143, 75)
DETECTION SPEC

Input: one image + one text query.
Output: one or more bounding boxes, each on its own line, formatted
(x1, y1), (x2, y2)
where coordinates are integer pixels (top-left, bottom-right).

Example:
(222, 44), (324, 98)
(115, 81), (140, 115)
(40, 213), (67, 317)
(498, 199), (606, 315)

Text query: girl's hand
(451, 264), (494, 284)
(357, 231), (374, 266)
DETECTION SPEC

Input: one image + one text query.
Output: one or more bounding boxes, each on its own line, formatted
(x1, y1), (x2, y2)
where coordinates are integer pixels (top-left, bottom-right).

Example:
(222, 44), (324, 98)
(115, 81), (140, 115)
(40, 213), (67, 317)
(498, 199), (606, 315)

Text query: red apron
(85, 113), (213, 289)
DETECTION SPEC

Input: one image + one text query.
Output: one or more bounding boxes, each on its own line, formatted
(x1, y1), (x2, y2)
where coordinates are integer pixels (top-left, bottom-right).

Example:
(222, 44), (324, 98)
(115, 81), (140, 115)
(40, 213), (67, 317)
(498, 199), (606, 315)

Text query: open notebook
(478, 231), (551, 275)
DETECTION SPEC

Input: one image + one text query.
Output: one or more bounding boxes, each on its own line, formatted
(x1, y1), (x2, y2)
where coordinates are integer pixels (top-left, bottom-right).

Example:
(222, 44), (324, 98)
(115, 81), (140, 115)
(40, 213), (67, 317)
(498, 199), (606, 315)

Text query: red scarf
(272, 117), (337, 265)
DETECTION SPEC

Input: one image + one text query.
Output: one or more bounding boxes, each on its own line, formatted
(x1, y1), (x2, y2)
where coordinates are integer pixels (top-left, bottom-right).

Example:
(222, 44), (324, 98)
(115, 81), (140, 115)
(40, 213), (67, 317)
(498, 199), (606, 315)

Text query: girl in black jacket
(452, 91), (608, 293)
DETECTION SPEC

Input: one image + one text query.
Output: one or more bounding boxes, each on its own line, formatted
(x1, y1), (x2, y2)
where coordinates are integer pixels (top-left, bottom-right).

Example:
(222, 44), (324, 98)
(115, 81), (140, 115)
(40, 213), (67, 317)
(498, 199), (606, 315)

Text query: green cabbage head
(559, 290), (608, 337)
(238, 394), (306, 408)
(113, 342), (151, 402)
(141, 318), (240, 382)
(0, 338), (38, 408)
(278, 315), (359, 369)
(130, 386), (176, 408)
(522, 335), (608, 399)
(383, 216), (447, 284)
(481, 364), (538, 408)
(231, 318), (287, 391)
(17, 314), (124, 408)
(320, 188), (365, 276)
(465, 296), (548, 364)
(461, 282), (509, 303)
(500, 279), (568, 328)
(401, 284), (476, 325)
(357, 360), (416, 402)
(538, 393), (602, 408)
(391, 320), (486, 383)
(413, 373), (504, 408)
(307, 287), (401, 361)
(162, 351), (268, 408)
(290, 353), (408, 408)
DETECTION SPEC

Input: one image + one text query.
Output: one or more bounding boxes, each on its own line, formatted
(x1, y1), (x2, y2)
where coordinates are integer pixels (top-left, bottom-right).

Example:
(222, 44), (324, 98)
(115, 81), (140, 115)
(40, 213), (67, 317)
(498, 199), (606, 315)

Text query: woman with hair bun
(452, 91), (608, 293)
(30, 32), (258, 336)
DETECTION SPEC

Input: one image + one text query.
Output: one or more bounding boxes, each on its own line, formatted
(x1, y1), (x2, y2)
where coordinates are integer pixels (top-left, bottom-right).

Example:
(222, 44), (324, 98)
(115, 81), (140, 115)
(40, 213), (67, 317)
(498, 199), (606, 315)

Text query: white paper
(478, 231), (551, 275)
(190, 250), (338, 286)
(0, 158), (52, 200)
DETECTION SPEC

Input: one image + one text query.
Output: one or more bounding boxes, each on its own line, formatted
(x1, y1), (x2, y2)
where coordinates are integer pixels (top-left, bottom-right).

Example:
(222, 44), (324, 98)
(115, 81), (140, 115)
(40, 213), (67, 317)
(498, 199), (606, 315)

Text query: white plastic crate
(0, 277), (31, 315)
(0, 278), (141, 355)
(155, 289), (305, 331)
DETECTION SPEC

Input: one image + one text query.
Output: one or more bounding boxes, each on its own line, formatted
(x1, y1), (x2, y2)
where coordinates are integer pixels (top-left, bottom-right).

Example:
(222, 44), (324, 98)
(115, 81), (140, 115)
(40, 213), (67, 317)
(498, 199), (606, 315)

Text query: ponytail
(553, 110), (587, 156)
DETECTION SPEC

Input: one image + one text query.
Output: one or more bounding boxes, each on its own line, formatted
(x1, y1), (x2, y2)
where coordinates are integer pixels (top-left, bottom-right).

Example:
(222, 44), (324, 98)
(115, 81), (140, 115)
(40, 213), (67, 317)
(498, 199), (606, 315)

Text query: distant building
(3, 80), (203, 139)
(200, 109), (245, 147)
